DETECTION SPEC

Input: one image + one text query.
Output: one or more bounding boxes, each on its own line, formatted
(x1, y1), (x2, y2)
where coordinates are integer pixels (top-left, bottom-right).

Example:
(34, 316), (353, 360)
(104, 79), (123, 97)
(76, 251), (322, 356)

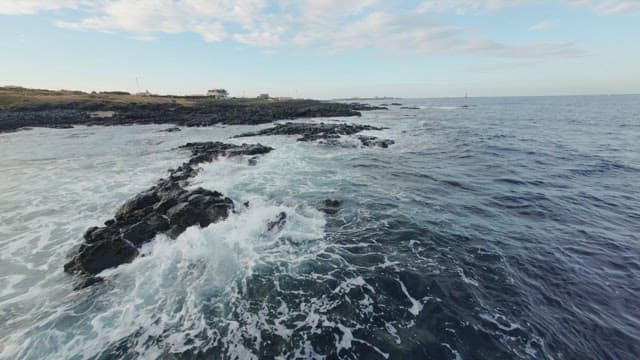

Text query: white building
(207, 89), (228, 99)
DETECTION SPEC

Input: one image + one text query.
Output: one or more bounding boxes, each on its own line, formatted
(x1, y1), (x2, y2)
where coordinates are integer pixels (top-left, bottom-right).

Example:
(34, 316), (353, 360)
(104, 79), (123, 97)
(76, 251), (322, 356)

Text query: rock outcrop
(235, 122), (395, 148)
(64, 142), (273, 288)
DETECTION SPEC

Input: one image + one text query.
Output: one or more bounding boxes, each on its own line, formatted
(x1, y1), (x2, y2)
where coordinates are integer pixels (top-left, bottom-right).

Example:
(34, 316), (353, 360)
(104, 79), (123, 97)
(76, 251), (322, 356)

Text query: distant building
(207, 89), (228, 99)
(258, 93), (270, 99)
(136, 90), (151, 96)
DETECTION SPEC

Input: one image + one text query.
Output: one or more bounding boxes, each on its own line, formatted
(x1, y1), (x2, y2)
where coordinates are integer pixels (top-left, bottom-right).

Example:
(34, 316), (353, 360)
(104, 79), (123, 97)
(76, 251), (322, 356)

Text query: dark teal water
(1, 95), (639, 359)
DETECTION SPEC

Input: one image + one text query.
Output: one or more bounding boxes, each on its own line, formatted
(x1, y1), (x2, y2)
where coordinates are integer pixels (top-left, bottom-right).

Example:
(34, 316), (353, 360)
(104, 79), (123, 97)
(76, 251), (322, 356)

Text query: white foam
(398, 279), (423, 316)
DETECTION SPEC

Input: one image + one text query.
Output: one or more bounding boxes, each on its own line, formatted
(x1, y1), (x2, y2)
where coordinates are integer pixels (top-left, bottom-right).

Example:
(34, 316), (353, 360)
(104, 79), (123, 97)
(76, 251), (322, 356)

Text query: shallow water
(1, 95), (639, 359)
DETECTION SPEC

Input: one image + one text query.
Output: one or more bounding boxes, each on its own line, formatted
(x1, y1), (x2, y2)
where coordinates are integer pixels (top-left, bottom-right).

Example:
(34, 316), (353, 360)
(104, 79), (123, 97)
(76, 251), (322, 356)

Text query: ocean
(0, 95), (639, 359)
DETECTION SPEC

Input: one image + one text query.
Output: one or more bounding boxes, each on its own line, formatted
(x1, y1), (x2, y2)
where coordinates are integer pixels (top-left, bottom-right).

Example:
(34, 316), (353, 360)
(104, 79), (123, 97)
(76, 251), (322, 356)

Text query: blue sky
(0, 0), (638, 98)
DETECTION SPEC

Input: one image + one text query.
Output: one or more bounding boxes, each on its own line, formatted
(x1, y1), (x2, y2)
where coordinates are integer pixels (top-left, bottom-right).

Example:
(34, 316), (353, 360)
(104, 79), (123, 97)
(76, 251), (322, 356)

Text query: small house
(207, 89), (228, 99)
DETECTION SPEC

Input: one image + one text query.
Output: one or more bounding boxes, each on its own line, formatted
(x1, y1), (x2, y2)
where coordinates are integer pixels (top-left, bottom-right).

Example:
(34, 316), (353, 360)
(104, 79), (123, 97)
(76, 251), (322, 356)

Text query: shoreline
(0, 87), (386, 133)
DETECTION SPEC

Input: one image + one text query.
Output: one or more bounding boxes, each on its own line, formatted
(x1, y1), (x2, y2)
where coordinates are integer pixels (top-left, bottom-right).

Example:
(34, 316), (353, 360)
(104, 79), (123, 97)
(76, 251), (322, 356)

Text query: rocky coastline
(63, 120), (394, 289)
(64, 141), (273, 289)
(0, 98), (386, 133)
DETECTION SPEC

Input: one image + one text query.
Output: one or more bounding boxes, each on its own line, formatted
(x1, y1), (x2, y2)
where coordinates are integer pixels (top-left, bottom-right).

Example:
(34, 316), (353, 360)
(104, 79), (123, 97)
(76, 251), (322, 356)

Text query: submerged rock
(357, 135), (395, 148)
(73, 276), (104, 291)
(267, 211), (287, 232)
(64, 142), (273, 282)
(322, 199), (342, 214)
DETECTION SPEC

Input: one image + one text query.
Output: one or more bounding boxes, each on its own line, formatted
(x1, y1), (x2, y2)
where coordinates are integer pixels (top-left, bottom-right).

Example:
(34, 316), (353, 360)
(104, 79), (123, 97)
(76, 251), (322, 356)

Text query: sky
(0, 0), (639, 98)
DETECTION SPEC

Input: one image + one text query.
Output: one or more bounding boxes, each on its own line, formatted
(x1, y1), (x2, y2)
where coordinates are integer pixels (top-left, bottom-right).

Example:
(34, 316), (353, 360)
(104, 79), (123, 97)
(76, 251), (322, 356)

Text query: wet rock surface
(235, 122), (395, 147)
(357, 135), (395, 148)
(64, 141), (273, 287)
(321, 199), (342, 214)
(267, 212), (287, 232)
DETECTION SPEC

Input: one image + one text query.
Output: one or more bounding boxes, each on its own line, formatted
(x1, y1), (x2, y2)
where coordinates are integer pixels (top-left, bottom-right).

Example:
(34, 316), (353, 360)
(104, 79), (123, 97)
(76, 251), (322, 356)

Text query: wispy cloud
(417, 0), (530, 14)
(0, 0), (77, 15)
(529, 20), (555, 31)
(570, 0), (640, 14)
(467, 60), (541, 72)
(0, 0), (593, 59)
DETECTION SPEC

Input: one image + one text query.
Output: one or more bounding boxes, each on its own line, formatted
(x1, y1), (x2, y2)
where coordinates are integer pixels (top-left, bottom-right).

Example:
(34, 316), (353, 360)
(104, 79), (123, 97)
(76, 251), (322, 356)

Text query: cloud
(2, 0), (590, 59)
(570, 0), (640, 14)
(54, 0), (268, 43)
(417, 0), (530, 14)
(0, 0), (77, 15)
(529, 20), (554, 31)
(290, 11), (586, 58)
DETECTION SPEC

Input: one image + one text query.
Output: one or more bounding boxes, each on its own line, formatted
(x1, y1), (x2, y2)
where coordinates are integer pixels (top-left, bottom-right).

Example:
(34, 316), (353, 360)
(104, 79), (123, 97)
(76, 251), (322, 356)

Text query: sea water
(1, 95), (639, 359)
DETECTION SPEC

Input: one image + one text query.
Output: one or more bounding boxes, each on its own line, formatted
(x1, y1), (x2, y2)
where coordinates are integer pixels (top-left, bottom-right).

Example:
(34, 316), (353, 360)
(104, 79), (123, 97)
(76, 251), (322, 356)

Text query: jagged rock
(166, 190), (232, 229)
(267, 212), (287, 232)
(64, 142), (274, 284)
(180, 141), (273, 165)
(235, 122), (386, 143)
(235, 122), (394, 148)
(65, 238), (139, 275)
(122, 214), (170, 246)
(357, 136), (395, 148)
(73, 276), (104, 290)
(115, 190), (159, 220)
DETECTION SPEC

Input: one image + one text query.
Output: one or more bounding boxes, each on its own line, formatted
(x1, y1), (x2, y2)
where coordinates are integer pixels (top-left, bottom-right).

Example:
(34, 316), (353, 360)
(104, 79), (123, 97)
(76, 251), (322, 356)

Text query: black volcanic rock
(357, 136), (395, 148)
(235, 122), (395, 148)
(267, 212), (287, 232)
(64, 142), (274, 285)
(322, 199), (342, 215)
(0, 100), (386, 133)
(235, 122), (383, 141)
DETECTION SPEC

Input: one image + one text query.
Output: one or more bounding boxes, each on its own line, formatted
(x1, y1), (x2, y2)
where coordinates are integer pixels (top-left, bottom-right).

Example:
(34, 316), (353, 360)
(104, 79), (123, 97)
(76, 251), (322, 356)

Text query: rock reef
(64, 141), (273, 289)
(235, 122), (395, 148)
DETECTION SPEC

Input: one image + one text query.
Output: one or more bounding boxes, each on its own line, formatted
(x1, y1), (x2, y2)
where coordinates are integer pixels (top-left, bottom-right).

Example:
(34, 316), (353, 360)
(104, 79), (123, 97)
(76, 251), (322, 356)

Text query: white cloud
(417, 0), (530, 14)
(55, 0), (267, 43)
(0, 0), (76, 15)
(529, 20), (554, 31)
(233, 28), (284, 47)
(570, 0), (640, 14)
(1, 0), (591, 59)
(290, 11), (585, 58)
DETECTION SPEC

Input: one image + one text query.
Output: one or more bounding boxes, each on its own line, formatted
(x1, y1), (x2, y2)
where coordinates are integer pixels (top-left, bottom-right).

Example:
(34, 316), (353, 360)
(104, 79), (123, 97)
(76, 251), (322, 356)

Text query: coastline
(0, 87), (386, 133)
